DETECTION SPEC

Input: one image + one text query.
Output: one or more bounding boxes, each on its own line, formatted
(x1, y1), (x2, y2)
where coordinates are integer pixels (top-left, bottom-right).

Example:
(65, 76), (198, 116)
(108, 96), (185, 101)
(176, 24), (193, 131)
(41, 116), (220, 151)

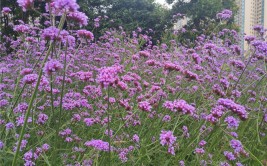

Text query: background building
(235, 0), (267, 49)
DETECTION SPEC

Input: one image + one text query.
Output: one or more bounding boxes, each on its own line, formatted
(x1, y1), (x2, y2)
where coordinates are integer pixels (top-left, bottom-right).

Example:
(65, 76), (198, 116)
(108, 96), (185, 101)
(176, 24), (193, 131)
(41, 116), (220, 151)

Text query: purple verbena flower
(224, 151), (236, 161)
(138, 101), (152, 112)
(230, 139), (243, 153)
(217, 9), (233, 20)
(43, 59), (63, 75)
(2, 7), (11, 14)
(160, 130), (176, 147)
(17, 0), (33, 11)
(224, 116), (240, 129)
(84, 139), (110, 151)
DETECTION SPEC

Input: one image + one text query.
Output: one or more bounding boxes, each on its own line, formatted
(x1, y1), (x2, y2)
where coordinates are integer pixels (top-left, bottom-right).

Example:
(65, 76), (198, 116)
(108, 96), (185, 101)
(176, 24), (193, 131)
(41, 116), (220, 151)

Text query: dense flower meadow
(1, 1), (267, 166)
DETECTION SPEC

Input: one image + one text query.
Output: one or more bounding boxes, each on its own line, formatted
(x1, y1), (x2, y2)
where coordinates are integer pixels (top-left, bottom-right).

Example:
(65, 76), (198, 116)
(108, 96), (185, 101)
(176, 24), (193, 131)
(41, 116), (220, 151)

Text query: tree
(167, 0), (237, 29)
(0, 0), (47, 43)
(78, 0), (172, 43)
(162, 0), (238, 47)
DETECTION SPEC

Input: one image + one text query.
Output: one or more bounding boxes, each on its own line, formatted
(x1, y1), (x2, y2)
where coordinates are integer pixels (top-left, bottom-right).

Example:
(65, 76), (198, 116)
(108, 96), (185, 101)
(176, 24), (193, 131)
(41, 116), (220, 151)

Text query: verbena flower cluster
(0, 4), (266, 166)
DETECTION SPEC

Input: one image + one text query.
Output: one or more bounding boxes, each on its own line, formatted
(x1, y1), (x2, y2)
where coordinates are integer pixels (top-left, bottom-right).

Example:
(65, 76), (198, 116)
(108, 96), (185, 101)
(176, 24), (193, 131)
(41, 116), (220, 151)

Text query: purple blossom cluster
(160, 130), (177, 155)
(217, 99), (248, 120)
(163, 99), (196, 115)
(216, 9), (233, 20)
(23, 144), (50, 165)
(2, 7), (11, 15)
(97, 65), (120, 88)
(17, 0), (33, 11)
(84, 139), (110, 151)
(43, 59), (63, 75)
(77, 29), (94, 40)
(0, 4), (266, 165)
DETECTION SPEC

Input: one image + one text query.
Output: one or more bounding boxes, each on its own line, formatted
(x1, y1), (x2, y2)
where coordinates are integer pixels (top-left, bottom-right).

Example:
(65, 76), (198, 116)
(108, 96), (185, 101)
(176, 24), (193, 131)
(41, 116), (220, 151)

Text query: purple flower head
(183, 70), (198, 80)
(230, 132), (238, 138)
(5, 122), (15, 130)
(224, 116), (240, 129)
(43, 59), (63, 75)
(217, 9), (233, 20)
(244, 35), (255, 43)
(59, 128), (72, 137)
(42, 27), (62, 41)
(220, 162), (231, 166)
(224, 151), (236, 161)
(139, 51), (150, 58)
(84, 139), (110, 151)
(20, 68), (33, 76)
(230, 139), (243, 153)
(17, 0), (33, 11)
(0, 140), (4, 150)
(2, 7), (11, 14)
(253, 25), (264, 32)
(162, 115), (171, 122)
(23, 149), (38, 162)
(163, 99), (196, 115)
(217, 98), (248, 120)
(236, 162), (244, 166)
(160, 130), (176, 147)
(199, 140), (207, 147)
(13, 139), (28, 152)
(68, 11), (88, 26)
(230, 60), (245, 70)
(119, 150), (128, 163)
(210, 105), (225, 118)
(132, 134), (140, 143)
(74, 71), (93, 82)
(77, 29), (94, 40)
(52, 0), (79, 15)
(37, 113), (49, 125)
(138, 101), (152, 112)
(168, 146), (175, 155)
(0, 99), (9, 108)
(105, 129), (113, 137)
(179, 160), (185, 166)
(232, 90), (241, 98)
(16, 115), (26, 126)
(62, 92), (91, 110)
(220, 78), (230, 89)
(264, 114), (267, 123)
(23, 74), (38, 84)
(195, 147), (205, 154)
(84, 118), (95, 126)
(14, 24), (30, 33)
(97, 66), (120, 88)
(42, 143), (50, 152)
(164, 62), (183, 71)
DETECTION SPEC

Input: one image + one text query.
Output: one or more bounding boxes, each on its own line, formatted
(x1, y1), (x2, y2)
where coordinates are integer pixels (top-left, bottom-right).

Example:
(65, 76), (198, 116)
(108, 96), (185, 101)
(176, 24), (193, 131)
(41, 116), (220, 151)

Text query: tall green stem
(233, 51), (255, 90)
(58, 43), (68, 132)
(50, 74), (54, 116)
(12, 13), (66, 166)
(12, 41), (53, 166)
(107, 86), (111, 166)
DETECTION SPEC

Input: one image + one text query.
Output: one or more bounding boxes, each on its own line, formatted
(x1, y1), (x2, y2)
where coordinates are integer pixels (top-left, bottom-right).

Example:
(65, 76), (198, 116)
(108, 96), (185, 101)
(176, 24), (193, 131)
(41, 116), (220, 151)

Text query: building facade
(235, 0), (267, 49)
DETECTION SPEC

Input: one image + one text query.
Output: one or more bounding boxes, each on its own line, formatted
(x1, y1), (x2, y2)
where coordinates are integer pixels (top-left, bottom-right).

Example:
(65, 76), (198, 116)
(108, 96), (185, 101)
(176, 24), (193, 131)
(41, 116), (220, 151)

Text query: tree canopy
(1, 0), (238, 43)
(167, 0), (238, 30)
(78, 0), (171, 41)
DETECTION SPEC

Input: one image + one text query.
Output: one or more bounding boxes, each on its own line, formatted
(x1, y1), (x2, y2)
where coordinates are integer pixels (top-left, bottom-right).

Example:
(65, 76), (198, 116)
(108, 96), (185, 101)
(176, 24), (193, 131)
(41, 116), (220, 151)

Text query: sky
(155, 0), (167, 5)
(155, 0), (172, 8)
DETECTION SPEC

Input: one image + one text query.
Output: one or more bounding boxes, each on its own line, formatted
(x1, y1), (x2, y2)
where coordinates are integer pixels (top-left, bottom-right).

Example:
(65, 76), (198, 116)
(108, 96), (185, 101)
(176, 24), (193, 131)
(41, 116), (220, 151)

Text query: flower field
(0, 1), (267, 166)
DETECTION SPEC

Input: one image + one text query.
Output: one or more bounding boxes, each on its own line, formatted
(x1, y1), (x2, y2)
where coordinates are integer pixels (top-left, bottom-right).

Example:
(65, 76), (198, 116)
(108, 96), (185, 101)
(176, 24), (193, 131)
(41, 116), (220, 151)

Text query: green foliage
(170, 0), (237, 29)
(78, 0), (171, 43)
(1, 0), (238, 45)
(161, 0), (238, 46)
(0, 0), (45, 34)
